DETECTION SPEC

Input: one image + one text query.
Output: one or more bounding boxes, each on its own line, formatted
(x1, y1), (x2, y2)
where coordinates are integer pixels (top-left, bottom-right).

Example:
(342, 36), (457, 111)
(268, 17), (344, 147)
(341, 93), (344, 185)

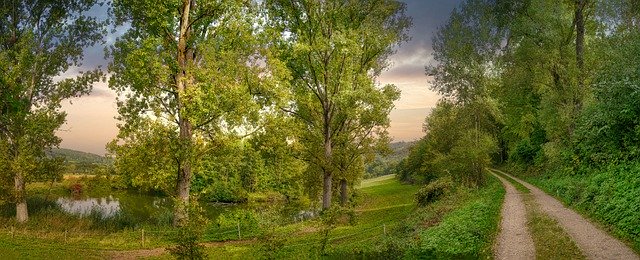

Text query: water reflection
(53, 193), (310, 224)
(56, 196), (121, 218)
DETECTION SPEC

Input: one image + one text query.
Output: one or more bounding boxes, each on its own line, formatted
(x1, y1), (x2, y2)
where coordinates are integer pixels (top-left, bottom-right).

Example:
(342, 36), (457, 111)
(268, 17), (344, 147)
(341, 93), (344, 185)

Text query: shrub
(415, 177), (453, 207)
(168, 202), (209, 259)
(206, 209), (261, 241)
(529, 163), (640, 251)
(69, 182), (83, 196)
(168, 226), (207, 260)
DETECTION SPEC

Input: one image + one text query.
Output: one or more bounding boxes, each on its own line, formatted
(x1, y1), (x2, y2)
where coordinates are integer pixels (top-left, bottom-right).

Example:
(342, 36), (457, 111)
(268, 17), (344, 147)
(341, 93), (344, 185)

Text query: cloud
(89, 81), (116, 99)
(57, 93), (119, 155)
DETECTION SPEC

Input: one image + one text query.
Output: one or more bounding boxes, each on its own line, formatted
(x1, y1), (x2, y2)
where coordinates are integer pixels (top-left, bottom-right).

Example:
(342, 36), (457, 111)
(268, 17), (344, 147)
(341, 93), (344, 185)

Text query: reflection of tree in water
(53, 192), (309, 226)
(56, 196), (121, 218)
(109, 193), (172, 225)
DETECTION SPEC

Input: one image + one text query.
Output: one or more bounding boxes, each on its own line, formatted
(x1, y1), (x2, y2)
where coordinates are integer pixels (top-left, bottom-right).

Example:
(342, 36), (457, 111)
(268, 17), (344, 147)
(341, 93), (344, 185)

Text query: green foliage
(168, 227), (206, 260)
(398, 100), (499, 187)
(168, 203), (209, 260)
(406, 176), (504, 258)
(365, 141), (414, 179)
(0, 0), (105, 220)
(267, 0), (409, 209)
(107, 120), (178, 194)
(108, 0), (288, 224)
(209, 209), (261, 241)
(415, 177), (453, 207)
(572, 31), (640, 165)
(46, 148), (112, 175)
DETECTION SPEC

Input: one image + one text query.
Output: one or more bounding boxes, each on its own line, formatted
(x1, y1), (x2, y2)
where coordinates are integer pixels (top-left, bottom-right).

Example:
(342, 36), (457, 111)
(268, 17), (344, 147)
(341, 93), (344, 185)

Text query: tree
(0, 0), (105, 222)
(421, 0), (504, 185)
(109, 0), (284, 226)
(267, 0), (410, 209)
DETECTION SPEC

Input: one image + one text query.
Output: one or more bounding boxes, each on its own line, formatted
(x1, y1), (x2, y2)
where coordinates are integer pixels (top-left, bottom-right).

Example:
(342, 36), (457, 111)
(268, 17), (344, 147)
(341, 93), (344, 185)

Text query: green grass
(202, 175), (421, 259)
(0, 234), (104, 259)
(405, 174), (505, 259)
(491, 169), (586, 259)
(0, 174), (516, 259)
(527, 206), (585, 260)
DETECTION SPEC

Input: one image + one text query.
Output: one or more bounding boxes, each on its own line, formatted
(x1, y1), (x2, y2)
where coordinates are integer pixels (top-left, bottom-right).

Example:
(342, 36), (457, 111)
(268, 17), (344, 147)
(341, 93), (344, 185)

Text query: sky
(56, 0), (462, 155)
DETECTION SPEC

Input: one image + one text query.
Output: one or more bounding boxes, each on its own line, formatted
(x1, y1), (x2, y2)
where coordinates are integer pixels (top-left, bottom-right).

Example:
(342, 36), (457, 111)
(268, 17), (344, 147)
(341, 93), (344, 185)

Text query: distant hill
(47, 148), (111, 164)
(365, 141), (416, 178)
(388, 141), (415, 160)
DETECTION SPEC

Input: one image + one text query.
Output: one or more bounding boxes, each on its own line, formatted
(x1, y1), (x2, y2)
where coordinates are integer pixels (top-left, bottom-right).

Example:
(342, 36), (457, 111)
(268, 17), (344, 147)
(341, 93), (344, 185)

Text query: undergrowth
(405, 175), (504, 259)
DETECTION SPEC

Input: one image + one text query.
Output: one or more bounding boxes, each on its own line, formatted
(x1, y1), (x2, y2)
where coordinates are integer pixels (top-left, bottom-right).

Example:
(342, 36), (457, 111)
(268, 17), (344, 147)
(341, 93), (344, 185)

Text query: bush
(168, 227), (207, 260)
(167, 202), (209, 259)
(415, 177), (453, 207)
(206, 209), (261, 241)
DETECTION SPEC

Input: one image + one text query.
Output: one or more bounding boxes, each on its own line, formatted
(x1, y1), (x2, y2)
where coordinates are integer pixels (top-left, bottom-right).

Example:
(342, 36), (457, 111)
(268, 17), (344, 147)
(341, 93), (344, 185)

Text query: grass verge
(403, 173), (504, 259)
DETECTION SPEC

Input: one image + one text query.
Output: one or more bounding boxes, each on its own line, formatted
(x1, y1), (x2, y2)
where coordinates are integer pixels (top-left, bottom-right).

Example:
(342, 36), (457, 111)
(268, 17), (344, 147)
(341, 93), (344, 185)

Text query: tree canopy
(0, 0), (105, 222)
(267, 0), (410, 209)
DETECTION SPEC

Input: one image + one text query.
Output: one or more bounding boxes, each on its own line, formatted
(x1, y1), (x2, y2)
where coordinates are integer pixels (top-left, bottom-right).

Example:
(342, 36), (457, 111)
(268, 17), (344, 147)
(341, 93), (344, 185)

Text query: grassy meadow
(0, 174), (508, 259)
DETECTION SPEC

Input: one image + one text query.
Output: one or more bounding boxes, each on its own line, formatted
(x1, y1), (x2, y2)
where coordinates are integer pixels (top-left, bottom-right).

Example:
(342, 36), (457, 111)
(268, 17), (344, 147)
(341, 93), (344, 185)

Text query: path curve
(495, 169), (639, 260)
(492, 172), (536, 260)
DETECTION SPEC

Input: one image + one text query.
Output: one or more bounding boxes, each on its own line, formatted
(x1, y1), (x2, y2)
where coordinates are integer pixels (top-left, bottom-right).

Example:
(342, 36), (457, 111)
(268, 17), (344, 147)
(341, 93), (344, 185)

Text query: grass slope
(406, 175), (505, 259)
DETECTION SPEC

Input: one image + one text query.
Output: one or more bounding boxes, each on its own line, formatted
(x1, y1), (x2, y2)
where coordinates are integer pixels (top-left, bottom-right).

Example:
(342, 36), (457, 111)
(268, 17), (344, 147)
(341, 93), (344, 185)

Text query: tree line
(0, 0), (411, 225)
(398, 0), (640, 189)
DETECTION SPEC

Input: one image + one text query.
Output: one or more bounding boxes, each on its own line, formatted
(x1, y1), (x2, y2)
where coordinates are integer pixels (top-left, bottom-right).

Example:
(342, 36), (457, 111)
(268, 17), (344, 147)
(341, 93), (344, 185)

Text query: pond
(54, 192), (240, 224)
(52, 191), (313, 225)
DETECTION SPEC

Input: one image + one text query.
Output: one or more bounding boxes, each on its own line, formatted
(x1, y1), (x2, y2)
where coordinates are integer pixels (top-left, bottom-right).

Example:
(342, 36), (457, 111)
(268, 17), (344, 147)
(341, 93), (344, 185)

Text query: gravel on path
(495, 169), (639, 260)
(492, 172), (536, 260)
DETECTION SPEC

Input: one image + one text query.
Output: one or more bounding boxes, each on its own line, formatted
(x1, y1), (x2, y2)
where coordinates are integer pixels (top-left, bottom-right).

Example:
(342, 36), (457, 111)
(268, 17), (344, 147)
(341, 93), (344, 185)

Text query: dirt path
(106, 239), (256, 259)
(495, 169), (639, 260)
(492, 173), (536, 260)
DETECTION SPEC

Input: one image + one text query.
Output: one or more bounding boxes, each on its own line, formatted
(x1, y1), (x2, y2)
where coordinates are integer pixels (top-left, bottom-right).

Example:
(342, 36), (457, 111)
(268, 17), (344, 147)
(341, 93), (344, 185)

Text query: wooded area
(397, 0), (640, 250)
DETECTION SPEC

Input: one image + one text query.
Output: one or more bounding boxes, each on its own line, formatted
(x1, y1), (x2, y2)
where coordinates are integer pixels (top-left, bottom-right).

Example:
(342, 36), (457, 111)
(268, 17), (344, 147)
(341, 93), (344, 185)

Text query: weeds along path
(494, 169), (639, 260)
(491, 173), (536, 260)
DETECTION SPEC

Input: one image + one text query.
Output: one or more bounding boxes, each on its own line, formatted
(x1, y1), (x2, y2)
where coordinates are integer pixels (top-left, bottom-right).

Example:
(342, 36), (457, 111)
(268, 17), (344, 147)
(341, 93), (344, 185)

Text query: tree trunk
(173, 118), (193, 227)
(321, 94), (334, 210)
(322, 171), (332, 210)
(575, 0), (586, 88)
(173, 0), (193, 227)
(321, 96), (335, 210)
(322, 138), (333, 210)
(14, 172), (28, 223)
(339, 179), (347, 206)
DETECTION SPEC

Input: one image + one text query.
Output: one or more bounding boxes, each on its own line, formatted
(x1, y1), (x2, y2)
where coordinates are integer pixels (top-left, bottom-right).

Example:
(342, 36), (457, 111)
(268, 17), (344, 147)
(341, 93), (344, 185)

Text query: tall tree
(267, 0), (409, 209)
(109, 0), (284, 225)
(424, 0), (505, 184)
(0, 0), (105, 222)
